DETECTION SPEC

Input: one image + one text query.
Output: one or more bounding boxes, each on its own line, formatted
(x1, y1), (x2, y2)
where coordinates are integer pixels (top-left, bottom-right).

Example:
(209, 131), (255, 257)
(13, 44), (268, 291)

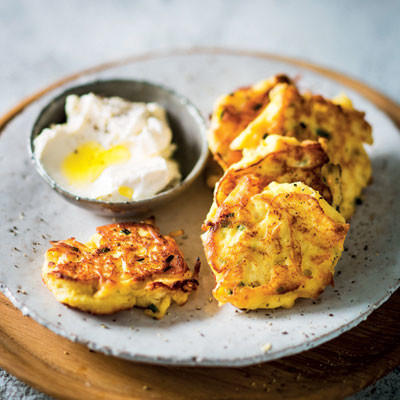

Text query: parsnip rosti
(42, 222), (200, 319)
(202, 181), (349, 310)
(208, 74), (292, 170)
(212, 135), (342, 211)
(231, 82), (373, 219)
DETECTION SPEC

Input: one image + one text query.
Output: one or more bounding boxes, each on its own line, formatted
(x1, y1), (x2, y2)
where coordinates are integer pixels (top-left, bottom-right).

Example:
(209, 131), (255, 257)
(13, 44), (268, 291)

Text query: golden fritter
(208, 74), (292, 169)
(212, 135), (342, 212)
(202, 181), (349, 310)
(231, 82), (373, 219)
(42, 222), (200, 319)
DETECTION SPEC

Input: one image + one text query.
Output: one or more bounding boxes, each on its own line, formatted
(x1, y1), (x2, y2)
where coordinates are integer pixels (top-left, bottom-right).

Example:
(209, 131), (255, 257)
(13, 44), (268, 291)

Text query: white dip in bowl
(33, 93), (181, 202)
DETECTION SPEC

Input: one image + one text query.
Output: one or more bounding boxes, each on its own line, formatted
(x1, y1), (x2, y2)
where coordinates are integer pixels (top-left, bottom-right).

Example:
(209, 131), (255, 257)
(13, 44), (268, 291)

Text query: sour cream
(34, 93), (181, 201)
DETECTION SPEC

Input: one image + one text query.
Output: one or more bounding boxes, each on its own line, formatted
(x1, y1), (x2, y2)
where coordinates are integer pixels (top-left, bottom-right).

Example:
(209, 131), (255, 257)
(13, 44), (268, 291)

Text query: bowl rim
(29, 78), (209, 207)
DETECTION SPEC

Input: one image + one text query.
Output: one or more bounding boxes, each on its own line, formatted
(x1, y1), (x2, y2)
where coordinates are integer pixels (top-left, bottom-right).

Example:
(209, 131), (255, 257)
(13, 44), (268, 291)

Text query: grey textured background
(1, 0), (399, 399)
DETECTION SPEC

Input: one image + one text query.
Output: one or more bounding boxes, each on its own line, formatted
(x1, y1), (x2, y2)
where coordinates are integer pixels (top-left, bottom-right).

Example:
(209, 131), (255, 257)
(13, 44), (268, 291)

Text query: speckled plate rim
(1, 281), (398, 367)
(28, 78), (209, 209)
(0, 48), (399, 367)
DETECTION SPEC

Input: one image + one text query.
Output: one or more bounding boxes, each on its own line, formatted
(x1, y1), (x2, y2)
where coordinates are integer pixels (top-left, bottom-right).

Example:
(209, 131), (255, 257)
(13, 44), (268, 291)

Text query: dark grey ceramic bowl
(30, 79), (208, 216)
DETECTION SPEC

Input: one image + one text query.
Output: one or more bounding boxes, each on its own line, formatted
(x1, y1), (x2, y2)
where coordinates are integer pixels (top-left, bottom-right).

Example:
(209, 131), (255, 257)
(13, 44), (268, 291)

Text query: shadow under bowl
(30, 79), (208, 217)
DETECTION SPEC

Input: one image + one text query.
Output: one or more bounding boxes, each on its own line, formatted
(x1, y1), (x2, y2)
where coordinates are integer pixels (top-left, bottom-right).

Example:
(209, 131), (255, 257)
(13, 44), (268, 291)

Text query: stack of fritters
(203, 75), (372, 309)
(212, 78), (373, 219)
(43, 222), (200, 319)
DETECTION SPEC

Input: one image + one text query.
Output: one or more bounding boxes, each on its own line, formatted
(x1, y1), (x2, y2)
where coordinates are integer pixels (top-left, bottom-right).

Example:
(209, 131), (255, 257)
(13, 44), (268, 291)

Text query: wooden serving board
(1, 49), (400, 400)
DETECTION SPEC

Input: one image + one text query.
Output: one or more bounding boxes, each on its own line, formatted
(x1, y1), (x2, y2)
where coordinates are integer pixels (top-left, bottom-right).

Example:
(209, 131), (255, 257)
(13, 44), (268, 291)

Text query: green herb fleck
(71, 246), (80, 252)
(253, 103), (263, 111)
(238, 281), (245, 287)
(121, 228), (131, 235)
(316, 128), (331, 139)
(148, 304), (158, 313)
(236, 224), (246, 231)
(100, 247), (111, 253)
(220, 109), (226, 120)
(227, 289), (233, 295)
(263, 133), (269, 139)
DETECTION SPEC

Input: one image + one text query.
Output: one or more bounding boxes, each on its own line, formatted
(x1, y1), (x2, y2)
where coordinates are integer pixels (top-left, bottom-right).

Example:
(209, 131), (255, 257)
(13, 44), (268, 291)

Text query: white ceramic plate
(1, 52), (399, 367)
